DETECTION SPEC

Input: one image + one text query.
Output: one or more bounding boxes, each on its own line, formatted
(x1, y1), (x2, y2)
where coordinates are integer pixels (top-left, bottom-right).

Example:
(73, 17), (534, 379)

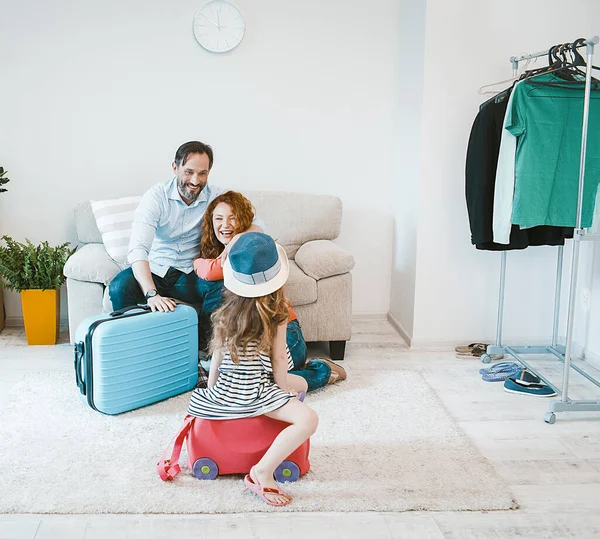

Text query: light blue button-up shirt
(128, 179), (265, 277)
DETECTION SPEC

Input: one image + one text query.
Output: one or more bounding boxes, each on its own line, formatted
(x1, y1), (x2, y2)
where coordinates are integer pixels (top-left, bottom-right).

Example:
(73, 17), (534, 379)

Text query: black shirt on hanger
(465, 91), (573, 250)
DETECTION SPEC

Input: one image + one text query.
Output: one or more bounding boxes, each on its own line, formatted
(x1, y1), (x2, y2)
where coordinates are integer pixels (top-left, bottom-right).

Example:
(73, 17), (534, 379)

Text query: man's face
(173, 152), (211, 204)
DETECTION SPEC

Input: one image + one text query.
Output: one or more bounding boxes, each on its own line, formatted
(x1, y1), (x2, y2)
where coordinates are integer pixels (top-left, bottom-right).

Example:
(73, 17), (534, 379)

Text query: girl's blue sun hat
(222, 232), (289, 298)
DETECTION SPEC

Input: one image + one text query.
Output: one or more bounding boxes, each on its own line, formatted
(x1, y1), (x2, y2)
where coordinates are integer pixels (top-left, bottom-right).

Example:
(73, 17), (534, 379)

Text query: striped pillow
(90, 196), (141, 268)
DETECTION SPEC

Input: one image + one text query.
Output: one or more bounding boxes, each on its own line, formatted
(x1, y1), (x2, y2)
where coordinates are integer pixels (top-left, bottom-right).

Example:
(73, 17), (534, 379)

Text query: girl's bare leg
(249, 399), (318, 504)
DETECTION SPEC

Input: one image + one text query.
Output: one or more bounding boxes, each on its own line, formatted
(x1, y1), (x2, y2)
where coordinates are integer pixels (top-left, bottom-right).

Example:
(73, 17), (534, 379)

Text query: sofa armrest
(63, 243), (121, 285)
(294, 240), (355, 280)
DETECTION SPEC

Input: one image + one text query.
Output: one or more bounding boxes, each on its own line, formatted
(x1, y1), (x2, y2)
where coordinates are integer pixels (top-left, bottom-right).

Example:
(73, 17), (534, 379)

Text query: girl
(188, 232), (319, 506)
(194, 190), (346, 390)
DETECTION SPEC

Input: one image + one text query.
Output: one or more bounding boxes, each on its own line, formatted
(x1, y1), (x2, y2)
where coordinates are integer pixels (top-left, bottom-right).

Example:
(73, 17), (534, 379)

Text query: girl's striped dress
(187, 342), (296, 420)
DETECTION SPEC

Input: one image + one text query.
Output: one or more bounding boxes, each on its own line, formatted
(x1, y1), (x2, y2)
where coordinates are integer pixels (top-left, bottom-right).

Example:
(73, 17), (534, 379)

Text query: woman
(194, 191), (346, 391)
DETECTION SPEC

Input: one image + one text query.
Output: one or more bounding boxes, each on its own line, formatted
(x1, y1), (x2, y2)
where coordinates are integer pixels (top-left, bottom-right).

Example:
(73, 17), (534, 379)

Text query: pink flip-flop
(244, 468), (291, 507)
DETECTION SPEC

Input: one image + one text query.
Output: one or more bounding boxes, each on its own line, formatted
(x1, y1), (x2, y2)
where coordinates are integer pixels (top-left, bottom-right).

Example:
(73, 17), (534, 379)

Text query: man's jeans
(109, 267), (223, 350)
(287, 319), (331, 392)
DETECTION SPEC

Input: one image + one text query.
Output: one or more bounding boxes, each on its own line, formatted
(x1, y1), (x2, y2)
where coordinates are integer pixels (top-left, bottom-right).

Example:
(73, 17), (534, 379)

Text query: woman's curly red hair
(199, 191), (256, 259)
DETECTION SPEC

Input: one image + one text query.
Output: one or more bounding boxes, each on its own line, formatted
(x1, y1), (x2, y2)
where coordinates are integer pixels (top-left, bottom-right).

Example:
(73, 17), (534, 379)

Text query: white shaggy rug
(0, 369), (515, 514)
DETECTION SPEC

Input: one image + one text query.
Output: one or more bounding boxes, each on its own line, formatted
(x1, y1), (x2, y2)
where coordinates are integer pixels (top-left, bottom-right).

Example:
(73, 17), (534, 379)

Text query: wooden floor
(2, 319), (600, 538)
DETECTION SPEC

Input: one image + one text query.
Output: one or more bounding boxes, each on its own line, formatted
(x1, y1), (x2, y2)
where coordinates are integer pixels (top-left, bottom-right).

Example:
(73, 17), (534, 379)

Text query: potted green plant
(0, 166), (9, 332)
(0, 236), (75, 344)
(0, 167), (9, 193)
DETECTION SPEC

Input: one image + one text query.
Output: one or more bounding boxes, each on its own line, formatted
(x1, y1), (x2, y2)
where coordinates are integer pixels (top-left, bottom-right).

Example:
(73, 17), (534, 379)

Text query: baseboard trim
(579, 343), (600, 370)
(409, 336), (563, 352)
(404, 337), (600, 364)
(4, 316), (69, 330)
(408, 339), (456, 351)
(351, 312), (388, 321)
(4, 316), (23, 327)
(387, 312), (412, 348)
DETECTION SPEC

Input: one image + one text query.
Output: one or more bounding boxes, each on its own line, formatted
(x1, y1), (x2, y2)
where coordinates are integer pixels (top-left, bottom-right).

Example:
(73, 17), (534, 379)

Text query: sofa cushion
(75, 190), (343, 259)
(91, 196), (141, 268)
(295, 240), (355, 280)
(63, 243), (121, 285)
(284, 261), (317, 306)
(75, 202), (103, 244)
(244, 191), (342, 258)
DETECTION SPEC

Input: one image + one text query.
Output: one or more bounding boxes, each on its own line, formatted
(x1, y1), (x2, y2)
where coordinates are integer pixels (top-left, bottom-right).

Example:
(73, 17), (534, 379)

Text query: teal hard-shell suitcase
(73, 305), (198, 415)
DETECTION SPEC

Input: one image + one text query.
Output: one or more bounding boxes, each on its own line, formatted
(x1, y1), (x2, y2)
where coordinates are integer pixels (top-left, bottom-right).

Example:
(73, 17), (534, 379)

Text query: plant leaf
(0, 235), (76, 291)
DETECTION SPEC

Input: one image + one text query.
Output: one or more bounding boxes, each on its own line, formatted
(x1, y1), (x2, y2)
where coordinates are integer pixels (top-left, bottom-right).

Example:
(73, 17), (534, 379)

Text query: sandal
(504, 376), (557, 397)
(479, 361), (521, 375)
(455, 342), (489, 354)
(455, 343), (503, 360)
(480, 362), (523, 382)
(244, 468), (291, 507)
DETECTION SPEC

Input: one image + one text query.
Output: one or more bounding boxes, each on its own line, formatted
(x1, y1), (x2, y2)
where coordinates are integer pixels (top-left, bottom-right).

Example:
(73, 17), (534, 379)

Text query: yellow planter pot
(20, 289), (60, 345)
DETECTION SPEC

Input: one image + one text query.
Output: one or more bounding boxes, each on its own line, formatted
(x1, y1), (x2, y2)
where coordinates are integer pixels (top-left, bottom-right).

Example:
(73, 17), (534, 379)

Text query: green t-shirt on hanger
(505, 73), (600, 229)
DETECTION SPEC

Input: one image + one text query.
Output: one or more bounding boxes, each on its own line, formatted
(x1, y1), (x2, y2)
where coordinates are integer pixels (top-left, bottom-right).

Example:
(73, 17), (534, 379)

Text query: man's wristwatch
(145, 289), (158, 300)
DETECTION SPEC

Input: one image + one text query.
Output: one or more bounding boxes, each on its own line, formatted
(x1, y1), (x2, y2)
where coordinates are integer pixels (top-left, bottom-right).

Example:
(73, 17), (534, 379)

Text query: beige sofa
(63, 190), (355, 359)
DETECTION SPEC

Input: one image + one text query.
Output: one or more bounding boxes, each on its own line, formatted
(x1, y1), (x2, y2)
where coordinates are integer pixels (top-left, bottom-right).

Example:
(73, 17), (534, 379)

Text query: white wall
(576, 0), (600, 359)
(388, 0), (426, 344)
(407, 0), (600, 347)
(3, 0), (599, 349)
(0, 0), (404, 324)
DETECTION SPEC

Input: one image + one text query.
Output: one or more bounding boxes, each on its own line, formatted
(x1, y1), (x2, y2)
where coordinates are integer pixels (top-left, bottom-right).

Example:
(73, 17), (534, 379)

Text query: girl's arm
(271, 322), (295, 393)
(193, 258), (224, 281)
(207, 349), (224, 388)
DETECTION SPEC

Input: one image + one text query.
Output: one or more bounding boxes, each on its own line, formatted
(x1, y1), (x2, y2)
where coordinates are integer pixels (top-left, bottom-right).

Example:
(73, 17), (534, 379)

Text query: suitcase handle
(73, 342), (86, 395)
(157, 415), (195, 481)
(109, 304), (152, 318)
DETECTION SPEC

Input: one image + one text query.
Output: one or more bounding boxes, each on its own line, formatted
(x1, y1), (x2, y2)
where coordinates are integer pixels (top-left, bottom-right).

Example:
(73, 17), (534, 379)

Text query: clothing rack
(480, 36), (600, 424)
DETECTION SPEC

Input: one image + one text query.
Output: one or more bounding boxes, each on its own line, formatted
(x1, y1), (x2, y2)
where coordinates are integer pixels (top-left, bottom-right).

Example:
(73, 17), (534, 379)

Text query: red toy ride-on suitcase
(158, 412), (311, 483)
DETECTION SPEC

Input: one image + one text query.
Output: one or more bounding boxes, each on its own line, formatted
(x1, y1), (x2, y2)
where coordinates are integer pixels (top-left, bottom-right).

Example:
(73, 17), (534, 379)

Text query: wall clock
(193, 0), (246, 54)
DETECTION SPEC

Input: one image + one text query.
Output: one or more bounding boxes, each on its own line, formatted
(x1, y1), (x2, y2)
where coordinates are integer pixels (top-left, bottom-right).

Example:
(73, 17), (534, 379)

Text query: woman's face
(212, 202), (237, 245)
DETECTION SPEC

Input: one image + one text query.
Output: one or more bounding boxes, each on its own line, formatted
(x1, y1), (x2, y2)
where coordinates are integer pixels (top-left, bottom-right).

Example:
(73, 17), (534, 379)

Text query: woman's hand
(217, 233), (241, 262)
(216, 224), (264, 262)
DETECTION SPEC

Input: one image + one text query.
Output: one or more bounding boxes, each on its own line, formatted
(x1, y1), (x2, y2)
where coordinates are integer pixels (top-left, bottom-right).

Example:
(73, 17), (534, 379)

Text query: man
(109, 140), (264, 350)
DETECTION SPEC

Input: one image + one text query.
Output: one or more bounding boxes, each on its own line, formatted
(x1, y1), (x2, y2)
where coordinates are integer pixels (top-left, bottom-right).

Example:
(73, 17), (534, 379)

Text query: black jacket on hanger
(465, 92), (573, 250)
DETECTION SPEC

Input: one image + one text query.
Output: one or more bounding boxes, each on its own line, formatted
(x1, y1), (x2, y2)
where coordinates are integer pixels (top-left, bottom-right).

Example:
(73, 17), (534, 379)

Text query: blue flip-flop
(481, 363), (523, 382)
(479, 361), (521, 375)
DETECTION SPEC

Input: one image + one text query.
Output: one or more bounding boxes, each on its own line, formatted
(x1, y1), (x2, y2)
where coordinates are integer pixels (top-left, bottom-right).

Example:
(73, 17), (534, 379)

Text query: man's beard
(178, 180), (203, 202)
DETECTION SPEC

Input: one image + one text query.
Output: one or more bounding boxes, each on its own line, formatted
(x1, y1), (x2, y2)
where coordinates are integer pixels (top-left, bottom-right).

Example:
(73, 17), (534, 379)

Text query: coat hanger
(520, 57), (600, 90)
(478, 75), (519, 95)
(570, 37), (600, 70)
(515, 41), (590, 85)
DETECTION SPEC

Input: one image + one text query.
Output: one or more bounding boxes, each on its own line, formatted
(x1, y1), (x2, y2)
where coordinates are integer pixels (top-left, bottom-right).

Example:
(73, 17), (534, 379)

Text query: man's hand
(147, 294), (177, 313)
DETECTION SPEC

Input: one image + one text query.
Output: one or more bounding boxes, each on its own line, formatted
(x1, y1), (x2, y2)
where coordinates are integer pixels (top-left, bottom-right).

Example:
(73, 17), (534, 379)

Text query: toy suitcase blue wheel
(193, 458), (219, 480)
(274, 460), (300, 483)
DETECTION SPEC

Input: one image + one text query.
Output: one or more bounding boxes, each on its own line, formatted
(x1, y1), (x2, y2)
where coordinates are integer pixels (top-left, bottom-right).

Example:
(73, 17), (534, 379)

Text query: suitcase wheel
(192, 458), (219, 480)
(274, 460), (300, 483)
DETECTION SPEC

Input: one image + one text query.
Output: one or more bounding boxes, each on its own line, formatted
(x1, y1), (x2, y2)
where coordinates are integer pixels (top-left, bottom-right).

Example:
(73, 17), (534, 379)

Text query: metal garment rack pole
(484, 36), (600, 424)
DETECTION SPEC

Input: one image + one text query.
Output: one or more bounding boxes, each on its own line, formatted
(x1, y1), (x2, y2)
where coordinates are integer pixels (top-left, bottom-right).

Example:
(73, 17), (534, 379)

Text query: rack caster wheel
(544, 412), (556, 424)
(481, 354), (491, 364)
